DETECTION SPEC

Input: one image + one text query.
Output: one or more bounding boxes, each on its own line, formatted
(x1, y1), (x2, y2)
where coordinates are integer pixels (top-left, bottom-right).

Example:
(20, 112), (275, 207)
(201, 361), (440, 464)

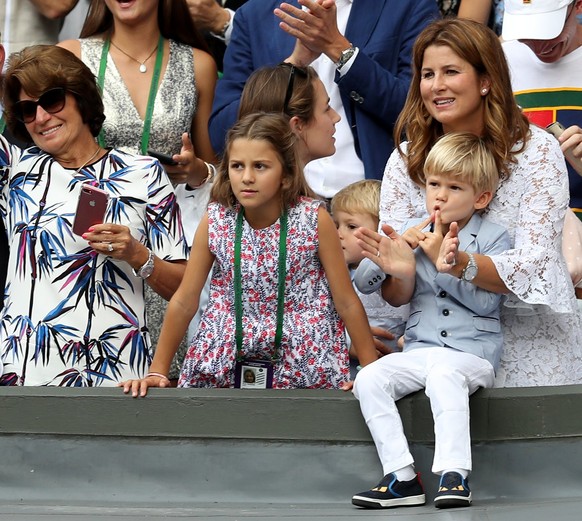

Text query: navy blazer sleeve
(209, 2), (277, 153)
(337, 0), (439, 131)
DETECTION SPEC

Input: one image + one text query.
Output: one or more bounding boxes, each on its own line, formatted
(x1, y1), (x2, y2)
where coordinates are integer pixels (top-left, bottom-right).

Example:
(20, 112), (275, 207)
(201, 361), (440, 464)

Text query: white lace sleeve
(379, 144), (426, 232)
(485, 126), (575, 314)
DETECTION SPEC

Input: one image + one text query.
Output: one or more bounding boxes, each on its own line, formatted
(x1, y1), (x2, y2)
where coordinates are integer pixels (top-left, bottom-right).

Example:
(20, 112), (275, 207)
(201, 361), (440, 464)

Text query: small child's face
(244, 370), (255, 383)
(333, 210), (378, 268)
(228, 138), (284, 222)
(425, 174), (490, 230)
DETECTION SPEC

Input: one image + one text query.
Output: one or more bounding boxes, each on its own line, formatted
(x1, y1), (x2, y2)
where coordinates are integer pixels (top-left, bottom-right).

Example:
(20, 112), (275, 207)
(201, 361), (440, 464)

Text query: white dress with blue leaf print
(0, 141), (188, 386)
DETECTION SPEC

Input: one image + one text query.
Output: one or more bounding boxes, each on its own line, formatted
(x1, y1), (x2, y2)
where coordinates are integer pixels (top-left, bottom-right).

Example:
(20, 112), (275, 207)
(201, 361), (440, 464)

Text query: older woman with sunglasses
(0, 45), (188, 386)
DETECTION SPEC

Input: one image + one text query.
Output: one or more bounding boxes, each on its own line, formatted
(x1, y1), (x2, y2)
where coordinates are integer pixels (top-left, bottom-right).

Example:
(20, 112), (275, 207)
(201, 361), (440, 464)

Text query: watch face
(140, 263), (154, 279)
(463, 265), (478, 281)
(135, 251), (155, 279)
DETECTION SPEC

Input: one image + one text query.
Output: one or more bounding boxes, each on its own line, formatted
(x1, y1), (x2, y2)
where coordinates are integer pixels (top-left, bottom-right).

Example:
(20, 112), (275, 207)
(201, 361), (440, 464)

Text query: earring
(481, 88), (488, 95)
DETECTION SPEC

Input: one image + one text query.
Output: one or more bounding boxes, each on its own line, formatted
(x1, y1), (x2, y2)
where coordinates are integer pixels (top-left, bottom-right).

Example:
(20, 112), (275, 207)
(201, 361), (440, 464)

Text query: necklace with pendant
(56, 145), (102, 170)
(109, 39), (159, 73)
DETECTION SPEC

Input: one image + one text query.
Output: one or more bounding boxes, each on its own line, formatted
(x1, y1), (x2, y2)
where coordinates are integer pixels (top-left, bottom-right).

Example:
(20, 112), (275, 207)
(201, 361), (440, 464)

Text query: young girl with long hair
(121, 113), (377, 395)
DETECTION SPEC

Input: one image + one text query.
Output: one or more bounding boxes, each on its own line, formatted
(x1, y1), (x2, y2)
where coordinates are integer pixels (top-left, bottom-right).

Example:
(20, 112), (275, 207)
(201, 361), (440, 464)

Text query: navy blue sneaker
(434, 472), (472, 509)
(352, 473), (426, 509)
(353, 258), (386, 294)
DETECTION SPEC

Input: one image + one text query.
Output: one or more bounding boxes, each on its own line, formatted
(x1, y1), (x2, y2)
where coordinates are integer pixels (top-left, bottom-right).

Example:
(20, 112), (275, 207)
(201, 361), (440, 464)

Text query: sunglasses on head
(13, 87), (67, 123)
(278, 63), (308, 115)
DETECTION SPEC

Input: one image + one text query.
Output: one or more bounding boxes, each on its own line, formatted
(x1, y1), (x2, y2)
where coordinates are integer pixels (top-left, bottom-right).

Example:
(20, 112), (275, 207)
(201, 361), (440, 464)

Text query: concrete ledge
(1, 385), (582, 442)
(1, 386), (582, 506)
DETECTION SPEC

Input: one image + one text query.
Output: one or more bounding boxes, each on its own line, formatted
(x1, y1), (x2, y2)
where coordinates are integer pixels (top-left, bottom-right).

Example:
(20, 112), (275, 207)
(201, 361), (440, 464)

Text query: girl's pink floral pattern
(179, 197), (349, 389)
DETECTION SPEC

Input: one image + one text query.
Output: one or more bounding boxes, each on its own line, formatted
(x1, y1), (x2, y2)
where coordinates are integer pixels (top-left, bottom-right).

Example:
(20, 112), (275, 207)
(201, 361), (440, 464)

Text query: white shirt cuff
(337, 47), (359, 76)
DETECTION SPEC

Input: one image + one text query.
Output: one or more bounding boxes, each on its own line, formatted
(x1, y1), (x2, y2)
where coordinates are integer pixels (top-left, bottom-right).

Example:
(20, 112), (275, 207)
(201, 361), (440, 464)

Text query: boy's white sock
(393, 465), (417, 482)
(442, 468), (469, 479)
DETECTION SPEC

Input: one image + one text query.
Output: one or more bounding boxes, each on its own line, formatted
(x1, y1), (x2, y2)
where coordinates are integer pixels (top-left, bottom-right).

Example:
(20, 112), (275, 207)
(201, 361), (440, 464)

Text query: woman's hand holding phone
(152, 133), (208, 188)
(73, 185), (139, 264)
(73, 185), (109, 236)
(82, 221), (146, 266)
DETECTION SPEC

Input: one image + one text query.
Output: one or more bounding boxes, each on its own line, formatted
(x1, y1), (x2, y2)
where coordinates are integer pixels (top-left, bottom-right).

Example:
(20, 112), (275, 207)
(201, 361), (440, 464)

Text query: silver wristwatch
(461, 252), (478, 282)
(335, 44), (356, 70)
(133, 248), (155, 279)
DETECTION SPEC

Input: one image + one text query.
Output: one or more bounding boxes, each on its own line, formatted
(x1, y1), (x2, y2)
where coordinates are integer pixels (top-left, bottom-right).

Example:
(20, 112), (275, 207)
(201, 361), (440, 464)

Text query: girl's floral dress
(179, 197), (349, 388)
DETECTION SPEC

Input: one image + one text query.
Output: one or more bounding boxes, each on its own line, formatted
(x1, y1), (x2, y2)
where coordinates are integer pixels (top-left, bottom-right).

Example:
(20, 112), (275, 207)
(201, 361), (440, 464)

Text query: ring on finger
(107, 242), (114, 253)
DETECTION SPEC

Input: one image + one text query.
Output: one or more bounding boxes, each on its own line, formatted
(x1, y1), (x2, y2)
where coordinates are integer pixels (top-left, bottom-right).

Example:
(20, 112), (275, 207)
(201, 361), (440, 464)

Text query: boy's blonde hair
(330, 180), (381, 222)
(424, 132), (499, 195)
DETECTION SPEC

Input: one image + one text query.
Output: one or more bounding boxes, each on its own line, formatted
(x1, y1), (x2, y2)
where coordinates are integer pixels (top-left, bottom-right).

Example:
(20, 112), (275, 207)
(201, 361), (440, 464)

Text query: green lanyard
(234, 208), (288, 362)
(97, 34), (165, 154)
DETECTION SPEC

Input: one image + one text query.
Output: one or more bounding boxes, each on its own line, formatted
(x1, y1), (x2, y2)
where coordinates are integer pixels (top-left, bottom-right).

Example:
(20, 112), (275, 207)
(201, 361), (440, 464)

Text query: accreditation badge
(234, 359), (274, 389)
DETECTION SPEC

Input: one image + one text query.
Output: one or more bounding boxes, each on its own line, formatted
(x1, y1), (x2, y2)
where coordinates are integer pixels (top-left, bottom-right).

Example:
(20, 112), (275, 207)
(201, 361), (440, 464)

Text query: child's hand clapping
(355, 223), (416, 281)
(437, 221), (460, 273)
(416, 210), (444, 266)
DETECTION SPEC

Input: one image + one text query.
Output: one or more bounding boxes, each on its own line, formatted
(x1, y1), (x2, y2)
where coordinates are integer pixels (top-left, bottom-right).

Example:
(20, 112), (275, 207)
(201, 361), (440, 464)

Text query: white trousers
(353, 347), (494, 476)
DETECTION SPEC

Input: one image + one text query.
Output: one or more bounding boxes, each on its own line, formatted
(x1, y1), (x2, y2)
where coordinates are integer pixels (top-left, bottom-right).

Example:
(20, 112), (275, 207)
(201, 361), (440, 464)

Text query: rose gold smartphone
(72, 185), (109, 236)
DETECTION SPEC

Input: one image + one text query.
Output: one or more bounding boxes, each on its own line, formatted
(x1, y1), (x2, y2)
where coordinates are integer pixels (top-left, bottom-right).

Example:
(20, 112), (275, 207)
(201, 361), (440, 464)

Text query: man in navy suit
(209, 0), (439, 198)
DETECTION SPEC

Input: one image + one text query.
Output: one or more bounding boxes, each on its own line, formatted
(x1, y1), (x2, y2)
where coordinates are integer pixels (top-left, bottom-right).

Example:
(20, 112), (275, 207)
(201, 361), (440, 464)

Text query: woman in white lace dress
(380, 18), (582, 387)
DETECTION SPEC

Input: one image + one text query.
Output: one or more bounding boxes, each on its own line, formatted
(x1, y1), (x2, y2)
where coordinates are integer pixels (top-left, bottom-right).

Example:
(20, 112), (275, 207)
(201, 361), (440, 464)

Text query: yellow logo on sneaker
(438, 485), (465, 492)
(372, 486), (388, 492)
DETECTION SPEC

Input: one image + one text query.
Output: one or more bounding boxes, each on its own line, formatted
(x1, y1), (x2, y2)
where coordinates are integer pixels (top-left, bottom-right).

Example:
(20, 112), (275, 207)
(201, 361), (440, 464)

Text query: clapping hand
(558, 124), (582, 175)
(400, 214), (433, 249)
(275, 0), (349, 62)
(354, 223), (416, 281)
(436, 220), (460, 273)
(186, 0), (229, 34)
(415, 210), (445, 266)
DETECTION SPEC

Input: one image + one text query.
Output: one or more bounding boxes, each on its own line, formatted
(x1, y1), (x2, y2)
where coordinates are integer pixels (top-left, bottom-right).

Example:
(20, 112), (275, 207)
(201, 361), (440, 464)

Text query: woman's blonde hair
(211, 112), (314, 209)
(394, 18), (530, 187)
(424, 132), (499, 195)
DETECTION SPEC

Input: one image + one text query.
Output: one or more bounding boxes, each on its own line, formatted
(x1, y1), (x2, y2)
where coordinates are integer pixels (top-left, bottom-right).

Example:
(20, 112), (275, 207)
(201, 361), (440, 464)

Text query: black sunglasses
(13, 87), (67, 123)
(278, 63), (308, 115)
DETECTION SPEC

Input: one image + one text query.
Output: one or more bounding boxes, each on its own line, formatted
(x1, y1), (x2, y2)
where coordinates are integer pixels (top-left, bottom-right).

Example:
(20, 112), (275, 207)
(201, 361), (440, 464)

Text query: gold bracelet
(145, 372), (169, 381)
(189, 161), (215, 189)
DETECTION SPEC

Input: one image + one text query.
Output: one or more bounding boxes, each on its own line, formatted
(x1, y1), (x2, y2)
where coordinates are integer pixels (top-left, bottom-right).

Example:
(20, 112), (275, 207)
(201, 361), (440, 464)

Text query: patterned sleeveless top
(80, 38), (197, 156)
(80, 37), (198, 379)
